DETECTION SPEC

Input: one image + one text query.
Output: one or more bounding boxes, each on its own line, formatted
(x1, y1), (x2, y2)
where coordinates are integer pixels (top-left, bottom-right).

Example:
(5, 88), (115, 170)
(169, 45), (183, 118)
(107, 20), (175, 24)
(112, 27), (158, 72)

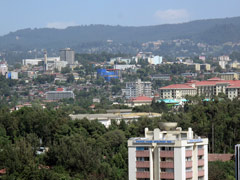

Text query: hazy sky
(0, 0), (240, 35)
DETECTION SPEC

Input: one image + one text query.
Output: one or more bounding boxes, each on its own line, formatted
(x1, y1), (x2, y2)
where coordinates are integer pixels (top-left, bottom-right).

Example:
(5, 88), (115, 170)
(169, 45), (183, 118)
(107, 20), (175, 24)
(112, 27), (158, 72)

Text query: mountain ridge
(1, 16), (240, 50)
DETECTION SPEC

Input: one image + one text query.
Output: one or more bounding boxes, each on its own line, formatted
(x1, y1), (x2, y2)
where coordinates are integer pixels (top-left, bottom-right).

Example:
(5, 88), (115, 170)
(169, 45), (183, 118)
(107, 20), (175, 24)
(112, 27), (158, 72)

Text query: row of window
(136, 146), (203, 151)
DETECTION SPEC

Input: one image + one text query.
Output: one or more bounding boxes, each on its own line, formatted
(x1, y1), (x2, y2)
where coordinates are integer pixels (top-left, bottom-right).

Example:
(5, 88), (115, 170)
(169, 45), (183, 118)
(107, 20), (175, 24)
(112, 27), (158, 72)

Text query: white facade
(114, 64), (136, 70)
(128, 126), (208, 180)
(219, 60), (227, 69)
(123, 79), (152, 99)
(22, 59), (43, 66)
(6, 71), (18, 80)
(0, 64), (8, 76)
(148, 56), (163, 65)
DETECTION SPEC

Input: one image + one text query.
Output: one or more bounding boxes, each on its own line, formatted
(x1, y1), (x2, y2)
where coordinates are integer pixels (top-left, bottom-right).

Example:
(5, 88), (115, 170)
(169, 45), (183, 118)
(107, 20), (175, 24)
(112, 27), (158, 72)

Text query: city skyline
(0, 0), (240, 35)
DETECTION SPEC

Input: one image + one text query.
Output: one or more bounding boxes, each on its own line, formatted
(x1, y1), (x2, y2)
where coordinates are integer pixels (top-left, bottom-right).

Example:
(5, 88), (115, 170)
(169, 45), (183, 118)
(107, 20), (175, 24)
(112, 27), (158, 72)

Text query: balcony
(136, 161), (150, 168)
(136, 172), (150, 178)
(136, 150), (149, 157)
(186, 171), (193, 178)
(198, 159), (204, 166)
(186, 161), (192, 168)
(198, 170), (204, 177)
(160, 151), (174, 158)
(160, 162), (174, 168)
(160, 172), (174, 179)
(185, 150), (192, 157)
(198, 149), (204, 155)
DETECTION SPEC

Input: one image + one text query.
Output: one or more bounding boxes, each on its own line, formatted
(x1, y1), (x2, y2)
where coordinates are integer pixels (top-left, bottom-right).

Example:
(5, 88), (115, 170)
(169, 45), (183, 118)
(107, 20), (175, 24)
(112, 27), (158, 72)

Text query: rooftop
(159, 84), (195, 90)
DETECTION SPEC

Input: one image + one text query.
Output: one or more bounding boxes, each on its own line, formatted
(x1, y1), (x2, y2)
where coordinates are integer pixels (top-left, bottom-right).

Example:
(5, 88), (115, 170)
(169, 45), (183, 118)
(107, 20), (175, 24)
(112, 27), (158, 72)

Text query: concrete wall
(128, 147), (136, 180)
(174, 147), (186, 180)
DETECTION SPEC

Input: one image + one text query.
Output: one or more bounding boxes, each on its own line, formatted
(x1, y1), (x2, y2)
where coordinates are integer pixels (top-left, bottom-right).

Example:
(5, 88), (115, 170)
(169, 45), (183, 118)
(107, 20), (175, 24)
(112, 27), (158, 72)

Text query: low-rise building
(127, 96), (153, 107)
(46, 90), (74, 100)
(151, 74), (171, 81)
(70, 112), (161, 128)
(220, 72), (239, 80)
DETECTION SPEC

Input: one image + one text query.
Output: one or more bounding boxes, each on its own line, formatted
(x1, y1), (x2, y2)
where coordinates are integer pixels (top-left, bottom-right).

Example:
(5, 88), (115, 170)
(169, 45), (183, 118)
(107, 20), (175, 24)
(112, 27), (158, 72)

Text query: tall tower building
(128, 123), (208, 180)
(44, 50), (48, 71)
(60, 48), (75, 64)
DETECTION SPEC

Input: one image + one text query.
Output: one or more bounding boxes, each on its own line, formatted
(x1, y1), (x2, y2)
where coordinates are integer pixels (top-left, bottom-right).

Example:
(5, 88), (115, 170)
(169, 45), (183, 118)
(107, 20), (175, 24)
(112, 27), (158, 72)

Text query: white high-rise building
(128, 123), (208, 180)
(123, 79), (152, 99)
(60, 48), (75, 64)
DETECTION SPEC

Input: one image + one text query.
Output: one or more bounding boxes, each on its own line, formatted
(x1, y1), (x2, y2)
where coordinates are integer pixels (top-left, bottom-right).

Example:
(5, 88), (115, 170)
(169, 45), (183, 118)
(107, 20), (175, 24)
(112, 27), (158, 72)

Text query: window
(186, 167), (192, 172)
(137, 168), (150, 172)
(181, 133), (187, 139)
(186, 157), (192, 161)
(161, 168), (174, 173)
(198, 166), (204, 171)
(161, 147), (174, 151)
(136, 147), (149, 151)
(161, 157), (173, 162)
(198, 145), (203, 149)
(137, 157), (149, 161)
(198, 155), (204, 160)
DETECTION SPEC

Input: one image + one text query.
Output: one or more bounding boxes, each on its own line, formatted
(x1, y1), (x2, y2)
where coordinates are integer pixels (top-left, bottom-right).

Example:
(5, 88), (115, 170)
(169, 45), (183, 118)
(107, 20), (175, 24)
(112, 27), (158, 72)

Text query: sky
(0, 0), (240, 35)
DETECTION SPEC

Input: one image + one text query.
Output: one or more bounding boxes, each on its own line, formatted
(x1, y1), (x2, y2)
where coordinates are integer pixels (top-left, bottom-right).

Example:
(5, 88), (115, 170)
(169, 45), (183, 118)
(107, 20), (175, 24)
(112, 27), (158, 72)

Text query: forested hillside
(1, 17), (240, 50)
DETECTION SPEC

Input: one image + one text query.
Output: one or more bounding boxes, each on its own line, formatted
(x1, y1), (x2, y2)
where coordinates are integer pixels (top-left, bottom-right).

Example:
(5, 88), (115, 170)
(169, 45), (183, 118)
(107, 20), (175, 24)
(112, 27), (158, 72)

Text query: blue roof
(203, 98), (214, 102)
(158, 99), (179, 104)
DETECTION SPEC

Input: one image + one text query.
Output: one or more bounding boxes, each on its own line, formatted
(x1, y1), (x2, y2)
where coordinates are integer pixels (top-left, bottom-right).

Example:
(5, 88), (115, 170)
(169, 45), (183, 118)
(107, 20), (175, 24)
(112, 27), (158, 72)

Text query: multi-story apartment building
(128, 123), (208, 180)
(123, 79), (152, 99)
(159, 77), (240, 100)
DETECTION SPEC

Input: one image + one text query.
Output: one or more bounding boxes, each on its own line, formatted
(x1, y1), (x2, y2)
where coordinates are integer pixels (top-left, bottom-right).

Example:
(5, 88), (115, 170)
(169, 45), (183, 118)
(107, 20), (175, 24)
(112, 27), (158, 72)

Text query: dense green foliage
(0, 97), (239, 179)
(209, 161), (235, 180)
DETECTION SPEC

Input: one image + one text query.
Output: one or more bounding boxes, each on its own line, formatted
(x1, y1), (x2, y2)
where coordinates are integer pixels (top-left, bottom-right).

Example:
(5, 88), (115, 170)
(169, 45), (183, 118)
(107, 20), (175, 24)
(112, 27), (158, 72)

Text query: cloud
(46, 22), (78, 29)
(154, 9), (190, 24)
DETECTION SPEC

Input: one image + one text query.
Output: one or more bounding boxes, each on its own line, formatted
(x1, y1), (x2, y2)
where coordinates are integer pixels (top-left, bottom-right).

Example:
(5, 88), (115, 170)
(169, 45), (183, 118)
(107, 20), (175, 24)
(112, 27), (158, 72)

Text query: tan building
(128, 123), (208, 180)
(159, 84), (197, 99)
(159, 77), (240, 100)
(220, 72), (239, 80)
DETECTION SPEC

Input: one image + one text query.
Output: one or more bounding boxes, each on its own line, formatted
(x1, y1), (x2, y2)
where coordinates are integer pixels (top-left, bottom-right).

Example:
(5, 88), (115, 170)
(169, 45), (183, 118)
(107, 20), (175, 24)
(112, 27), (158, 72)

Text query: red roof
(208, 154), (233, 162)
(160, 84), (195, 90)
(0, 168), (6, 174)
(160, 79), (240, 90)
(130, 96), (152, 102)
(57, 88), (64, 91)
